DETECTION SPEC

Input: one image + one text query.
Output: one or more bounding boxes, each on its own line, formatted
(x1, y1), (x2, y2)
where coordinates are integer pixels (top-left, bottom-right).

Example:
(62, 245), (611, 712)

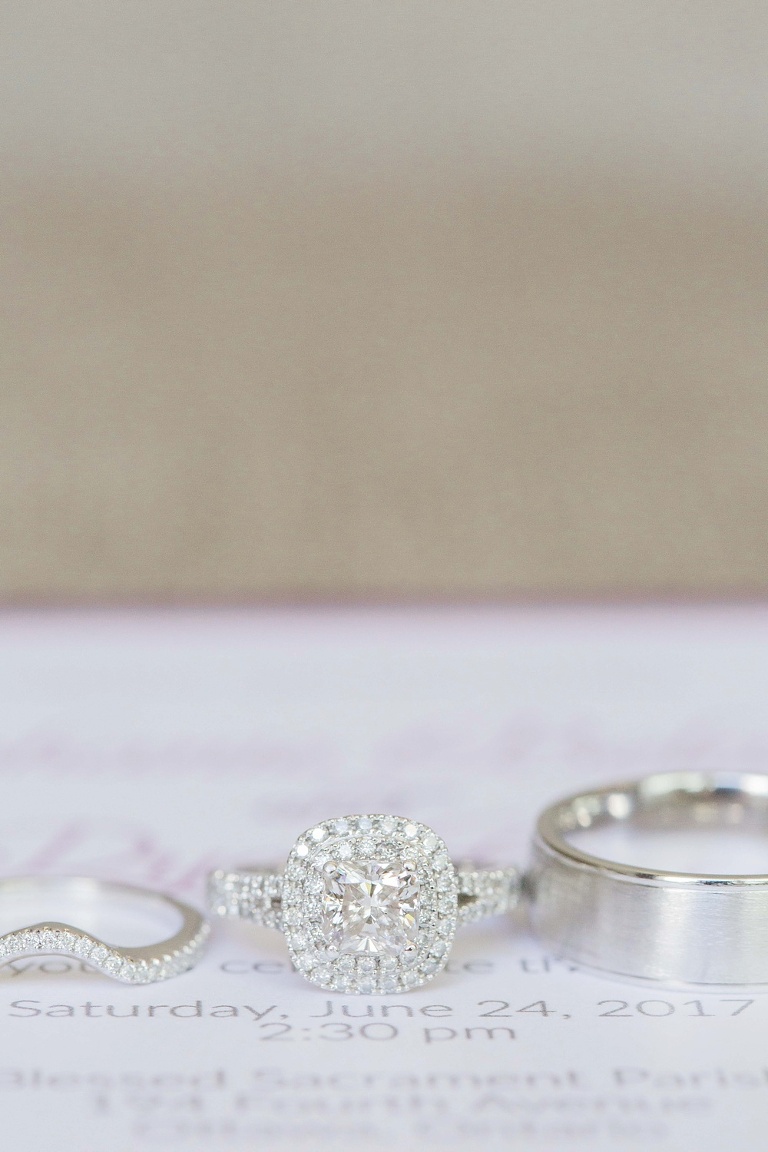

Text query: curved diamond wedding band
(209, 814), (519, 994)
(529, 771), (768, 986)
(0, 877), (210, 983)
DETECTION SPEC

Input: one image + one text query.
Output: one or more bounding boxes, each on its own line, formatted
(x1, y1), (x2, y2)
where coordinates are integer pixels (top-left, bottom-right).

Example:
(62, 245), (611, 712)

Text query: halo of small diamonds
(282, 815), (459, 994)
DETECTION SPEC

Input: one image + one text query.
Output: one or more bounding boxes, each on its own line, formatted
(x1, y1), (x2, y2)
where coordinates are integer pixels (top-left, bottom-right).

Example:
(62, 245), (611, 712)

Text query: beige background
(2, 3), (767, 599)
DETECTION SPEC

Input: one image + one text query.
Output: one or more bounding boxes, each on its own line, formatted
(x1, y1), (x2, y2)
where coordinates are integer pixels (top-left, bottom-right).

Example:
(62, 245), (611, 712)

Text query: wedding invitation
(1, 607), (766, 1150)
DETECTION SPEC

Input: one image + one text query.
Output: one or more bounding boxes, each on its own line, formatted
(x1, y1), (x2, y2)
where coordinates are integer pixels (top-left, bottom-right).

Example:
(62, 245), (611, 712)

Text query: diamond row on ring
(0, 921), (211, 984)
(456, 865), (520, 923)
(210, 868), (284, 928)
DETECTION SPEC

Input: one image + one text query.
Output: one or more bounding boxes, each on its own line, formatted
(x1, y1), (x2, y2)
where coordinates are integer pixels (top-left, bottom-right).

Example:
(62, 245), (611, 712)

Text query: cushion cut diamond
(322, 859), (419, 956)
(282, 816), (459, 993)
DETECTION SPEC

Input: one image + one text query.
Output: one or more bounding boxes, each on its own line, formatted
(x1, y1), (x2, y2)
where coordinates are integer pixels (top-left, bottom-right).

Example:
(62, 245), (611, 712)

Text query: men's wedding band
(529, 771), (768, 986)
(209, 813), (519, 994)
(0, 877), (210, 983)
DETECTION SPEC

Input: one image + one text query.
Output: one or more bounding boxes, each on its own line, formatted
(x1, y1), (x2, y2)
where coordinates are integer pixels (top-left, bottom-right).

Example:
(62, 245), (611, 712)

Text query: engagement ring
(209, 814), (519, 994)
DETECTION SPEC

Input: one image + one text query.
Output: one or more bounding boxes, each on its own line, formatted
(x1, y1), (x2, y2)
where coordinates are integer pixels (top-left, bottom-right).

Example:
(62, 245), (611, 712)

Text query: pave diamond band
(208, 814), (520, 994)
(0, 876), (210, 984)
(455, 864), (522, 924)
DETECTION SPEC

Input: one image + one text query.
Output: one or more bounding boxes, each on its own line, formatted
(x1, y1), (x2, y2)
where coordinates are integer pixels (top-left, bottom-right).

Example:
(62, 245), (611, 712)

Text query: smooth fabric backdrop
(2, 3), (767, 598)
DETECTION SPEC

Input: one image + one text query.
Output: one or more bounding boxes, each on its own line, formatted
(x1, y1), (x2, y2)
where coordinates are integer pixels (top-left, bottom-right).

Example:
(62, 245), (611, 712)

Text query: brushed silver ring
(0, 876), (210, 983)
(528, 771), (768, 986)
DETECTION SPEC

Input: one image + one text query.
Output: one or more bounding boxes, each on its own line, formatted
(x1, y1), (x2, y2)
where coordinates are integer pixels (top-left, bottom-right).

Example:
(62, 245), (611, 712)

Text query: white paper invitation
(1, 606), (768, 1151)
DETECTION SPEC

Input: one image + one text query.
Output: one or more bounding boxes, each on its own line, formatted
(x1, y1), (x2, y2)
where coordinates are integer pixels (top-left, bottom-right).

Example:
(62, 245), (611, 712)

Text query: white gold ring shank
(0, 877), (209, 983)
(209, 814), (519, 995)
(529, 771), (768, 986)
